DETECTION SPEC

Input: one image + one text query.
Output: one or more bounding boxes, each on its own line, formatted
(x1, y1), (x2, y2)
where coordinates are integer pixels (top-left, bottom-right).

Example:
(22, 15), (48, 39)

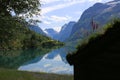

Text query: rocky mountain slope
(44, 28), (59, 40)
(58, 21), (76, 42)
(29, 25), (46, 36)
(69, 0), (120, 42)
(45, 21), (76, 42)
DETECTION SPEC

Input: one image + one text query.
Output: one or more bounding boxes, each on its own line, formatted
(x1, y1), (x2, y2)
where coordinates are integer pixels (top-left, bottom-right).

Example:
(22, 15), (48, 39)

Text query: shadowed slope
(67, 19), (120, 80)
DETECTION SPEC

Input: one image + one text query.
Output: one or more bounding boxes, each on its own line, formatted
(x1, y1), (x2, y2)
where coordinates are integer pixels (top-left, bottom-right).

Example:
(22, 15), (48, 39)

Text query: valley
(0, 0), (120, 80)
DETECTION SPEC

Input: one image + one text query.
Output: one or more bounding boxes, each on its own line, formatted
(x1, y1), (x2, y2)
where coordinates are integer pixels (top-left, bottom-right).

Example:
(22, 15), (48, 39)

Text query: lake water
(18, 47), (75, 74)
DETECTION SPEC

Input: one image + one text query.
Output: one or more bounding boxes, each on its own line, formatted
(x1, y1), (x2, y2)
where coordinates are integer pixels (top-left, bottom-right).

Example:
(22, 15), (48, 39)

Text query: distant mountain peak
(44, 21), (76, 42)
(57, 21), (76, 42)
(45, 28), (58, 34)
(44, 28), (59, 40)
(93, 2), (103, 6)
(53, 54), (62, 61)
(29, 25), (46, 36)
(61, 24), (67, 31)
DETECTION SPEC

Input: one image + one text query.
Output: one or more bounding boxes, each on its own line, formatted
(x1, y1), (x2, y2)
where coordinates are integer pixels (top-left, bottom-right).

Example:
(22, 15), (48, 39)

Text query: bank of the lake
(0, 68), (73, 80)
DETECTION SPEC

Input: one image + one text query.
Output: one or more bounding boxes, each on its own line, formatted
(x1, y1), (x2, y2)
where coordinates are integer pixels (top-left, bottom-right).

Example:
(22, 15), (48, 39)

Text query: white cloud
(74, 11), (82, 15)
(89, 0), (102, 2)
(41, 0), (59, 4)
(41, 0), (87, 4)
(41, 15), (71, 23)
(40, 15), (71, 32)
(41, 0), (85, 15)
(50, 15), (71, 22)
(53, 26), (61, 32)
(40, 0), (108, 15)
(43, 20), (51, 24)
(43, 26), (61, 32)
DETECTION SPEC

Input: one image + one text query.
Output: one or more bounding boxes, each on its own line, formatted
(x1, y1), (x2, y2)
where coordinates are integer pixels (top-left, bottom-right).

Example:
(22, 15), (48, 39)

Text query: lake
(18, 47), (75, 74)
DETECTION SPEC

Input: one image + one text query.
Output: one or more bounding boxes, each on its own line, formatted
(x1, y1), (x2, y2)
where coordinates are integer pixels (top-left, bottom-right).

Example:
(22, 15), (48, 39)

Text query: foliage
(0, 0), (40, 18)
(41, 40), (64, 48)
(0, 15), (63, 68)
(0, 15), (62, 50)
(0, 0), (63, 69)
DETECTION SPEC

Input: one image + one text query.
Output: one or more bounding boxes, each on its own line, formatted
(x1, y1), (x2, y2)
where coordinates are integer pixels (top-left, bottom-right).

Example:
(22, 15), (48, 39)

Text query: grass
(0, 68), (73, 80)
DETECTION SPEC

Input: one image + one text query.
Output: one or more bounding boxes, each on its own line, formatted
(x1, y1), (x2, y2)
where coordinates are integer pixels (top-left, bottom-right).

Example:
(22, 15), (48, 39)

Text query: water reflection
(0, 49), (45, 68)
(18, 47), (75, 74)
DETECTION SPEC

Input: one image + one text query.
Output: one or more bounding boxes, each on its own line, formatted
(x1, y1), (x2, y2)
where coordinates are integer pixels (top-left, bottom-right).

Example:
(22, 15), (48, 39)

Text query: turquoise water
(18, 47), (75, 74)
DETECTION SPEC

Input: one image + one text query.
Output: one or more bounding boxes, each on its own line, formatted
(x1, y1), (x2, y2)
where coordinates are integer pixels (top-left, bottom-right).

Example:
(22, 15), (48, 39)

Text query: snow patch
(53, 54), (62, 61)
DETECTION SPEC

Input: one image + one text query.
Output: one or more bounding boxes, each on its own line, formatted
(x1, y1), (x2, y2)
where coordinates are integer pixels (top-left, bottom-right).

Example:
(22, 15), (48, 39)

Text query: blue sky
(35, 0), (113, 32)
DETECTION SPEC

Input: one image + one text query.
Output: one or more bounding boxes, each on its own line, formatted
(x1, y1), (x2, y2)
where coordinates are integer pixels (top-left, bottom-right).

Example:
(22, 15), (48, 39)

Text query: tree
(0, 0), (40, 18)
(0, 0), (42, 50)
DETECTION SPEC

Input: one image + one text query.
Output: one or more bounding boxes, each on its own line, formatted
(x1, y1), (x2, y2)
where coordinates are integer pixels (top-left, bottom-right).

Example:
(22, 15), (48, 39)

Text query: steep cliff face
(58, 21), (76, 42)
(44, 21), (76, 42)
(69, 0), (120, 41)
(44, 28), (59, 40)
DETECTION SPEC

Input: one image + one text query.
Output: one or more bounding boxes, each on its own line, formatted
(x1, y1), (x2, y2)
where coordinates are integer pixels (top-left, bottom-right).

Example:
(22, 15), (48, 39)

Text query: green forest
(0, 0), (63, 68)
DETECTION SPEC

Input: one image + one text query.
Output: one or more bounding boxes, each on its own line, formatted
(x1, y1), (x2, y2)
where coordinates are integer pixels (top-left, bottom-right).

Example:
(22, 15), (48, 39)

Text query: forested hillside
(0, 0), (63, 69)
(0, 16), (62, 50)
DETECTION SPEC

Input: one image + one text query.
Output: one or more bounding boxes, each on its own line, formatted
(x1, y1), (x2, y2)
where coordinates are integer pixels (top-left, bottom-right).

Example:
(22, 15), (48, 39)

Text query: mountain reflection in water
(18, 47), (75, 74)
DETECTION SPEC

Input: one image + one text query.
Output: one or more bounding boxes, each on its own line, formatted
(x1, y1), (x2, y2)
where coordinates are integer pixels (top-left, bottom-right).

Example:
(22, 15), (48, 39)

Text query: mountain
(58, 21), (76, 42)
(44, 28), (59, 40)
(67, 19), (120, 80)
(69, 0), (120, 42)
(29, 25), (46, 36)
(44, 21), (76, 42)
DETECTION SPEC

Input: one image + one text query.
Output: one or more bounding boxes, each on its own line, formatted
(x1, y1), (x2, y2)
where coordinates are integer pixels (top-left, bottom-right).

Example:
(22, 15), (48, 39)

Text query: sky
(35, 0), (113, 32)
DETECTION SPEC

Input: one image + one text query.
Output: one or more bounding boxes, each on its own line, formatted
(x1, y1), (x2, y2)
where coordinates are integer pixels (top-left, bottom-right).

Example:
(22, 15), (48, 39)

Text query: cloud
(41, 15), (71, 24)
(40, 15), (71, 32)
(41, 0), (85, 15)
(74, 11), (82, 15)
(43, 20), (51, 24)
(40, 0), (107, 15)
(41, 0), (59, 4)
(41, 0), (87, 4)
(89, 0), (102, 2)
(53, 26), (61, 32)
(50, 15), (71, 22)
